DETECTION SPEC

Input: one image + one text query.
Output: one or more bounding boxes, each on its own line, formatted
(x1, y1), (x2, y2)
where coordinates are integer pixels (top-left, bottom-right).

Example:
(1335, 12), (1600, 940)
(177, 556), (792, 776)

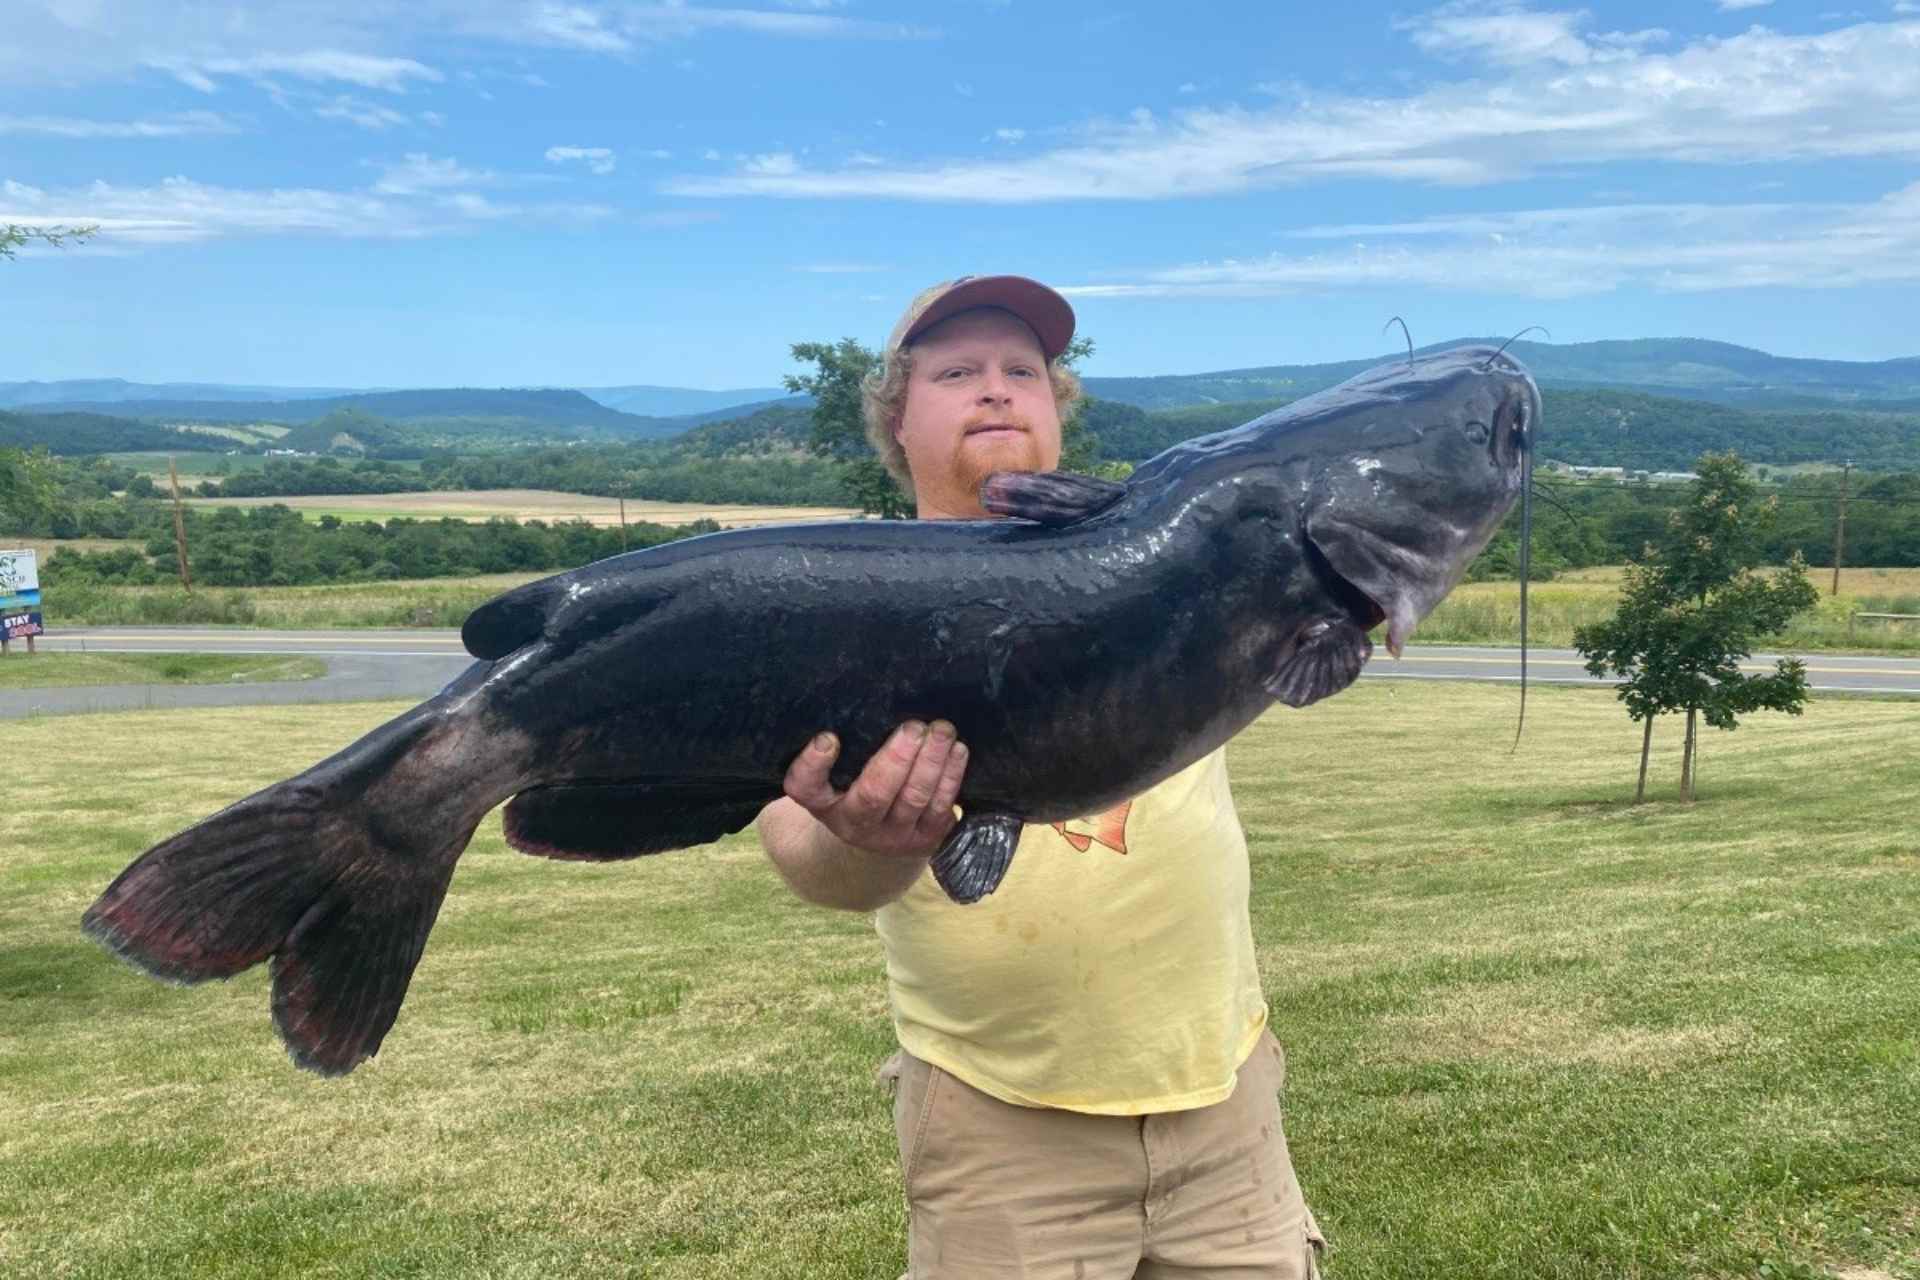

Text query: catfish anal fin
(931, 814), (1023, 904)
(980, 470), (1128, 527)
(1266, 618), (1372, 709)
(503, 780), (774, 861)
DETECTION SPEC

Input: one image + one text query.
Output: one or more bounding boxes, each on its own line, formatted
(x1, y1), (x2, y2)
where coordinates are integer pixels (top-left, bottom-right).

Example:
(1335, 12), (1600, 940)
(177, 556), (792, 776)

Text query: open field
(0, 652), (323, 688)
(2, 682), (1915, 1278)
(1, 537), (139, 561)
(1425, 565), (1920, 652)
(44, 574), (545, 629)
(180, 489), (862, 528)
(106, 452), (277, 480)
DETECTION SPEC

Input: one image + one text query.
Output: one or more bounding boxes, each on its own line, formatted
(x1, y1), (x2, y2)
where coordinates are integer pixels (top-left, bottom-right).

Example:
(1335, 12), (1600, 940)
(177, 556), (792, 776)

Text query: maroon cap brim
(898, 275), (1076, 361)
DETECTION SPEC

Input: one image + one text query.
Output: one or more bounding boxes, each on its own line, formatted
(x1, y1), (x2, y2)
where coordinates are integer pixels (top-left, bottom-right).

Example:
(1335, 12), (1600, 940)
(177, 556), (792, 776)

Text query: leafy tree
(0, 446), (65, 532)
(784, 338), (909, 518)
(1573, 452), (1820, 803)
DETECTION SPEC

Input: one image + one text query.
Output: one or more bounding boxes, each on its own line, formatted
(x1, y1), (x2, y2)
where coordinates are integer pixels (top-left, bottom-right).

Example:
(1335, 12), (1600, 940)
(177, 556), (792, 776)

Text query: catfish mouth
(1303, 534), (1389, 639)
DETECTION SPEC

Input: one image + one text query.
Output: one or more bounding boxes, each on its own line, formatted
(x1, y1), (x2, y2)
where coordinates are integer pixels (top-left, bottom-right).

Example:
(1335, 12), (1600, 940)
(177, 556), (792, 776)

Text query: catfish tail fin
(81, 704), (485, 1076)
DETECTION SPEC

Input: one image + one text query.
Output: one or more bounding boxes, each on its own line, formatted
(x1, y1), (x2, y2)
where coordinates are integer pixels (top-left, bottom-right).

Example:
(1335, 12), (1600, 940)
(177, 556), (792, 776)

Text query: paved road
(4, 628), (473, 718)
(5, 627), (1918, 718)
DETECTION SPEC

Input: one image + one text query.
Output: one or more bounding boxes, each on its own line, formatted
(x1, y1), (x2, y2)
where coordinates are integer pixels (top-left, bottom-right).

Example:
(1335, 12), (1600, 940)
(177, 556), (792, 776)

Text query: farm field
(1424, 564), (1920, 652)
(106, 451), (282, 480)
(179, 489), (861, 528)
(3, 681), (1916, 1279)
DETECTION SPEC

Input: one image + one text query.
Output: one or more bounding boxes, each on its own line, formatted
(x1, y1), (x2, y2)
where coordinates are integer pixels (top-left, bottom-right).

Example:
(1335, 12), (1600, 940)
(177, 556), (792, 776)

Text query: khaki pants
(879, 1031), (1327, 1279)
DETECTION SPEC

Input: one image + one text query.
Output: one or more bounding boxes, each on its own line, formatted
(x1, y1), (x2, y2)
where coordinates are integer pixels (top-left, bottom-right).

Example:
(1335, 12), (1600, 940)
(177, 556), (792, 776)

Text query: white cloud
(1057, 184), (1920, 299)
(0, 2), (932, 89)
(992, 128), (1025, 143)
(0, 172), (614, 243)
(1717, 0), (1773, 10)
(314, 96), (412, 130)
(369, 153), (494, 195)
(1177, 82), (1198, 94)
(1403, 3), (1663, 66)
(546, 145), (617, 174)
(1893, 1), (1919, 12)
(152, 50), (442, 93)
(0, 111), (238, 139)
(646, 148), (673, 159)
(665, 17), (1920, 202)
(743, 151), (799, 175)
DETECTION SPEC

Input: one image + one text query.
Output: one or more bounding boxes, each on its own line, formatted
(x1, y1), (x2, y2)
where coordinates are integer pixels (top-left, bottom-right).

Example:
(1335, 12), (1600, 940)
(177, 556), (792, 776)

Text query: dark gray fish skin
(81, 345), (1537, 1076)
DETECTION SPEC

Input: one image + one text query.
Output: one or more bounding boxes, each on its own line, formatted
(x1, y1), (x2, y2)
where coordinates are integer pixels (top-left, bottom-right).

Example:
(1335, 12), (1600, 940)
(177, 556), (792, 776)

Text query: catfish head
(1294, 345), (1536, 657)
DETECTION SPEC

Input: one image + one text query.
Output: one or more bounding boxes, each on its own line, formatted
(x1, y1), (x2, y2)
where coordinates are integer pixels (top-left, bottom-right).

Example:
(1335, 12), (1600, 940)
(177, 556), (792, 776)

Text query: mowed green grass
(0, 652), (324, 688)
(2, 683), (1916, 1279)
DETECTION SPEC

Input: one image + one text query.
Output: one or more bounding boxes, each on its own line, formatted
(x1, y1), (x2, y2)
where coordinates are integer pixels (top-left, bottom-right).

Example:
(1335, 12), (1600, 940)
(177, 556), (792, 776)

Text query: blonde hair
(861, 344), (1084, 489)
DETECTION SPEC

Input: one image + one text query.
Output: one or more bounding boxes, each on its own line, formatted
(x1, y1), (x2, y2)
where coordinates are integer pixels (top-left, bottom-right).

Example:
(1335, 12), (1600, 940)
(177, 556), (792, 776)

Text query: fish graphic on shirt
(1051, 799), (1133, 855)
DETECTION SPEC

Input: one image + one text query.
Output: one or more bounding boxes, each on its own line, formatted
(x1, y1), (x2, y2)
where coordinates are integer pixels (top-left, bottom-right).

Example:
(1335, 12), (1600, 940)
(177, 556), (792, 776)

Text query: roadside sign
(0, 549), (43, 640)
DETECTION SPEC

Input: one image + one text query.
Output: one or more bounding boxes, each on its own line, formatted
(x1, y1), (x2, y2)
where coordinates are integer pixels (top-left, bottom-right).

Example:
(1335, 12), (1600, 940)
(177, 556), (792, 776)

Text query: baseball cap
(885, 275), (1076, 361)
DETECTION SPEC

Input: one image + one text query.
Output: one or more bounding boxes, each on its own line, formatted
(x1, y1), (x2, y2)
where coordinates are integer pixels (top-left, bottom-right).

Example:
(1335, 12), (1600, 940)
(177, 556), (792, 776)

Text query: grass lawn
(0, 652), (324, 688)
(2, 683), (1916, 1278)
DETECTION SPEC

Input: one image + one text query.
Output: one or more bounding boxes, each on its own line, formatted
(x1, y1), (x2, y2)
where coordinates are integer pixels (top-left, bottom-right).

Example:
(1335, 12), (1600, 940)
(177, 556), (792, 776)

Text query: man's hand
(782, 720), (969, 860)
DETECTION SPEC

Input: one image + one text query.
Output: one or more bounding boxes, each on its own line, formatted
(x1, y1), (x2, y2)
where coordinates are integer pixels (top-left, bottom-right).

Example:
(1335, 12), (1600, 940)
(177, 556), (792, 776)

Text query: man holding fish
(758, 276), (1328, 1279)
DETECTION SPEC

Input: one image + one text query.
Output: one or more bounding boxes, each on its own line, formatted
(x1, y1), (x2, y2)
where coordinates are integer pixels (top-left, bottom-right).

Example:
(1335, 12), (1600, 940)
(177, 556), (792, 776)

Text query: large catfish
(83, 345), (1538, 1075)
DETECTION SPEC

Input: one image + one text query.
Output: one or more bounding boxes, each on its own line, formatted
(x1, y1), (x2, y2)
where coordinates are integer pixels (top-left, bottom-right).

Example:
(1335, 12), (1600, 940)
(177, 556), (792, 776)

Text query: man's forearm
(757, 798), (931, 911)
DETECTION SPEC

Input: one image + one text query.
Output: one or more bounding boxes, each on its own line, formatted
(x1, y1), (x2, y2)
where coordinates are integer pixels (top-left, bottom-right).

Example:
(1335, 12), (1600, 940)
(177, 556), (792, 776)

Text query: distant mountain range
(1079, 337), (1920, 410)
(5, 337), (1919, 470)
(8, 338), (1919, 424)
(0, 378), (791, 420)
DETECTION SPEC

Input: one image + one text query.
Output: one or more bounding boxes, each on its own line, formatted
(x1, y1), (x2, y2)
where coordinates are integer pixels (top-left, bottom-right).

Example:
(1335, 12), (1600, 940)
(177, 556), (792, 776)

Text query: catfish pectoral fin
(502, 779), (775, 861)
(1266, 618), (1373, 709)
(979, 469), (1128, 527)
(930, 814), (1023, 904)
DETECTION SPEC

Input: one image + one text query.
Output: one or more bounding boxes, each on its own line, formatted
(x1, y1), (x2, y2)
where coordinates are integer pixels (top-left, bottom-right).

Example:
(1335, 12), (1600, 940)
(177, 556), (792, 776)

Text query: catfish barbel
(83, 345), (1538, 1076)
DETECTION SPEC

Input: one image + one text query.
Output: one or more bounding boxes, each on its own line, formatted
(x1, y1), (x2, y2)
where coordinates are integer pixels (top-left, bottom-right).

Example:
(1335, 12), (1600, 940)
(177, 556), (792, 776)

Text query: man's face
(895, 307), (1063, 520)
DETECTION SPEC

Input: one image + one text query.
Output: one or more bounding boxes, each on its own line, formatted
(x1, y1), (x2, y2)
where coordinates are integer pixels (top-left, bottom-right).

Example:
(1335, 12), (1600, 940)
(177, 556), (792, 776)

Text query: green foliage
(42, 505), (721, 590)
(1574, 452), (1822, 799)
(784, 338), (911, 519)
(1, 223), (96, 260)
(0, 408), (217, 455)
(0, 447), (65, 532)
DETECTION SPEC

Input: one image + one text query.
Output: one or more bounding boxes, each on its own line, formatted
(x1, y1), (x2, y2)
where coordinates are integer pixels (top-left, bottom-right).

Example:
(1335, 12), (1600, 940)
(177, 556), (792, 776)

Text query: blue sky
(4, 0), (1919, 389)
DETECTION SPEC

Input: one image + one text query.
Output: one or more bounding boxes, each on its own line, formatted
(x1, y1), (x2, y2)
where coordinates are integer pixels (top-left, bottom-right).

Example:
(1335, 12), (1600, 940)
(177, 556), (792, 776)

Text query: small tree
(784, 338), (910, 518)
(1573, 452), (1819, 803)
(785, 333), (1099, 519)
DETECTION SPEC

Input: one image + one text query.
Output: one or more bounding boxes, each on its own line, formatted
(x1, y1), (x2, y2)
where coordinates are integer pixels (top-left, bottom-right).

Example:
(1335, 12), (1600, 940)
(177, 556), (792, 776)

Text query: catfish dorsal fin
(979, 470), (1128, 527)
(462, 577), (566, 660)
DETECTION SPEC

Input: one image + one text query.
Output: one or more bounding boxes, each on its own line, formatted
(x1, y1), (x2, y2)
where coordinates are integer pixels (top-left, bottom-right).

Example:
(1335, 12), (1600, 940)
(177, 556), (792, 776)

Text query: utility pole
(168, 455), (193, 593)
(1830, 459), (1851, 597)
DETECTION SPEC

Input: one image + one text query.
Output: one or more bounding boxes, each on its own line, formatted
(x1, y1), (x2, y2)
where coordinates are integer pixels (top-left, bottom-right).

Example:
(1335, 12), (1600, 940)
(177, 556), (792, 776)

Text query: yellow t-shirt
(872, 747), (1268, 1115)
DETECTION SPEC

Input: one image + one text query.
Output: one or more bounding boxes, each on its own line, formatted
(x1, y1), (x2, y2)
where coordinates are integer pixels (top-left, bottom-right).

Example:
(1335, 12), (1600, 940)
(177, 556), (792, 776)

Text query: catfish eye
(1462, 420), (1490, 445)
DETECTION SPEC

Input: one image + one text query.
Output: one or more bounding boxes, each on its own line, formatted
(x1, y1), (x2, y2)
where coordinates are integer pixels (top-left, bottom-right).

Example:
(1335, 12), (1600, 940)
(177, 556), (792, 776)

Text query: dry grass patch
(182, 489), (860, 528)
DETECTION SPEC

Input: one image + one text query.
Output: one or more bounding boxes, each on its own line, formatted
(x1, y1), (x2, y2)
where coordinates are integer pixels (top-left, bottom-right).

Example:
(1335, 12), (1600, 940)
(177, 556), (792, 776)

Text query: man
(757, 276), (1326, 1278)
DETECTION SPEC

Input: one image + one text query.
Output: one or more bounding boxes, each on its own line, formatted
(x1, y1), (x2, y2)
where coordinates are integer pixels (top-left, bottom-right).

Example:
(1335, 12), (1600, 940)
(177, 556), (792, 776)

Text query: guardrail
(1848, 612), (1920, 640)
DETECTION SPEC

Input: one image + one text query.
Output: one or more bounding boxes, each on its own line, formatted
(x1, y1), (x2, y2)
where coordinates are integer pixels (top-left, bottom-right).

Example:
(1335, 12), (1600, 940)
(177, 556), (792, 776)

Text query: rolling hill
(1081, 337), (1920, 411)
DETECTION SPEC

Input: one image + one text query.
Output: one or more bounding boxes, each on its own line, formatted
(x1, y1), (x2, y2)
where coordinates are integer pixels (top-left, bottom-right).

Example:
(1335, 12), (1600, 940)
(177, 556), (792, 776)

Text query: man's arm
(757, 720), (968, 912)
